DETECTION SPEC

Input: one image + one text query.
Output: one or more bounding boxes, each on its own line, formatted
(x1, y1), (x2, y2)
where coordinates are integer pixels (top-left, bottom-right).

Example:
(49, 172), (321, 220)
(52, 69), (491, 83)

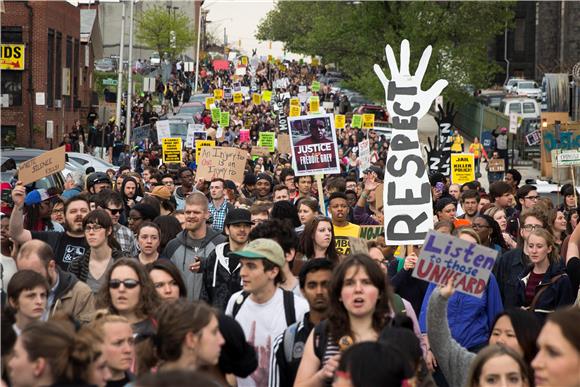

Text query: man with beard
(269, 259), (332, 387)
(174, 167), (200, 211)
(10, 183), (90, 270)
(457, 189), (480, 223)
(200, 208), (253, 311)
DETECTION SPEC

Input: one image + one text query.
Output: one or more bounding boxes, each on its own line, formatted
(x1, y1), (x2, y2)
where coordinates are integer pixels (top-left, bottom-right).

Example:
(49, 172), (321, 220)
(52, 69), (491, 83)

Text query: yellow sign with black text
(450, 153), (475, 185)
(0, 44), (25, 70)
(162, 138), (183, 164)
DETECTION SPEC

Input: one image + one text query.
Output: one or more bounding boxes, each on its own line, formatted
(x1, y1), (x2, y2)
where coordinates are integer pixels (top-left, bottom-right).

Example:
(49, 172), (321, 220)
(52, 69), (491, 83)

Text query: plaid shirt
(113, 223), (139, 257)
(209, 200), (229, 232)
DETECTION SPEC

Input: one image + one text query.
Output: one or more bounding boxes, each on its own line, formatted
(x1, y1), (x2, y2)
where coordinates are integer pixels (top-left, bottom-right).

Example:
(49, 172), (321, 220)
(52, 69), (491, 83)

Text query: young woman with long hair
(136, 222), (161, 265)
(550, 209), (567, 247)
(296, 198), (320, 233)
(465, 345), (532, 387)
(299, 216), (339, 264)
(294, 254), (392, 387)
(484, 206), (518, 249)
(145, 259), (187, 300)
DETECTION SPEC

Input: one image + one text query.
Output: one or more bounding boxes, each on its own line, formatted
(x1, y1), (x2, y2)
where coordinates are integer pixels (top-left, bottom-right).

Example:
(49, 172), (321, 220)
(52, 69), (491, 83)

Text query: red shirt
(525, 271), (544, 306)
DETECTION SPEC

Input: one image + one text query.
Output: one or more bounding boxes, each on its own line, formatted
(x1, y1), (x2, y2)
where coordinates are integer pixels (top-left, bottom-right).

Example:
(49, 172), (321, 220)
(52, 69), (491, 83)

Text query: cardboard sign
(290, 98), (300, 107)
(359, 225), (385, 241)
(156, 120), (171, 144)
(18, 146), (66, 186)
(412, 231), (498, 297)
(289, 105), (301, 117)
(239, 129), (250, 143)
(205, 97), (215, 110)
(196, 140), (215, 163)
(488, 159), (505, 172)
(309, 96), (320, 113)
(311, 81), (320, 92)
(335, 114), (346, 129)
(219, 112), (230, 127)
(451, 154), (475, 184)
(162, 138), (183, 163)
(351, 114), (362, 128)
(213, 89), (223, 100)
(259, 132), (275, 152)
(197, 146), (248, 184)
(262, 90), (272, 102)
(359, 139), (371, 172)
(288, 113), (340, 176)
(362, 114), (375, 129)
(211, 108), (221, 122)
(278, 133), (291, 154)
(233, 92), (243, 104)
(0, 44), (25, 70)
(252, 93), (262, 105)
(251, 146), (270, 157)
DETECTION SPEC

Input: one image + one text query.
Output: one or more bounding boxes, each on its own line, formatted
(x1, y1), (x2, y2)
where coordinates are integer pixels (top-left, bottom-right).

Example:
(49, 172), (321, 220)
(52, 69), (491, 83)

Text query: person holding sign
(328, 193), (360, 257)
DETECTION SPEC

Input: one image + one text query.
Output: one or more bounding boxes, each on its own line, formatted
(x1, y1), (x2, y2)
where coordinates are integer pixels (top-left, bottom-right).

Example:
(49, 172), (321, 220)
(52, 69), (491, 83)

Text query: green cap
(229, 238), (285, 268)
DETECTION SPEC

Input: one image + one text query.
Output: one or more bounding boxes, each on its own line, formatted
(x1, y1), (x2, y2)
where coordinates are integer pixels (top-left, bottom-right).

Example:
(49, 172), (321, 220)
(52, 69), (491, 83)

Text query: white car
(512, 80), (542, 100)
(67, 152), (119, 173)
(503, 78), (524, 94)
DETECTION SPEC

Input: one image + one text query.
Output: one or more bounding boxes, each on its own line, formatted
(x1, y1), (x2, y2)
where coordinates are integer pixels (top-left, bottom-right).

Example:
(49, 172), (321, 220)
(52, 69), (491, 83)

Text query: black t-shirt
(32, 231), (88, 271)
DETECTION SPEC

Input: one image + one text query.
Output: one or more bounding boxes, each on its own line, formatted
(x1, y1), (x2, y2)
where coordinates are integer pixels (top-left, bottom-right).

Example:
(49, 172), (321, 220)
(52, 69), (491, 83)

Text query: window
(523, 103), (536, 114)
(1, 71), (22, 106)
(55, 32), (62, 102)
(1, 26), (22, 43)
(1, 126), (17, 147)
(508, 103), (522, 114)
(47, 29), (55, 107)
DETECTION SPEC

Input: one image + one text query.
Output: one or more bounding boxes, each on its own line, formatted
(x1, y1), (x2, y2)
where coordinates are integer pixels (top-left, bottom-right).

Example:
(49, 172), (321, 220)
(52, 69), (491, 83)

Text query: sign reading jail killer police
(412, 231), (498, 297)
(450, 153), (475, 184)
(288, 113), (340, 176)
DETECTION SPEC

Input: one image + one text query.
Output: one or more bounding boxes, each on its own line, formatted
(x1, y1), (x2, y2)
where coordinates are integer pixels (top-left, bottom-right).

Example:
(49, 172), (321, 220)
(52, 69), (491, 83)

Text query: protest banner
(311, 58), (319, 67)
(451, 154), (475, 184)
(298, 85), (307, 93)
(219, 112), (230, 127)
(351, 114), (362, 129)
(252, 93), (262, 105)
(262, 90), (272, 102)
(235, 67), (246, 76)
(359, 225), (385, 241)
(426, 103), (455, 177)
(275, 95), (290, 132)
(162, 138), (182, 163)
(278, 133), (291, 154)
(259, 132), (275, 152)
(213, 89), (223, 100)
(186, 124), (206, 148)
(251, 146), (270, 157)
(233, 92), (243, 104)
(309, 96), (320, 113)
(289, 105), (301, 117)
(322, 102), (334, 112)
(239, 129), (250, 143)
(488, 159), (505, 172)
(156, 121), (170, 144)
(205, 97), (215, 110)
(18, 146), (66, 186)
(131, 125), (151, 144)
(311, 81), (320, 92)
(224, 87), (233, 100)
(196, 140), (215, 163)
(362, 114), (375, 129)
(197, 146), (248, 184)
(288, 113), (340, 176)
(290, 97), (300, 107)
(412, 230), (498, 297)
(211, 108), (221, 122)
(335, 114), (346, 129)
(376, 40), (447, 245)
(359, 139), (371, 172)
(241, 56), (248, 66)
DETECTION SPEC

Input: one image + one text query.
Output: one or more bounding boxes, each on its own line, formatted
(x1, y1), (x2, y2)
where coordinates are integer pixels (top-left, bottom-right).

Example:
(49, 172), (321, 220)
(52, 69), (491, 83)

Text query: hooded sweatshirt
(161, 228), (226, 300)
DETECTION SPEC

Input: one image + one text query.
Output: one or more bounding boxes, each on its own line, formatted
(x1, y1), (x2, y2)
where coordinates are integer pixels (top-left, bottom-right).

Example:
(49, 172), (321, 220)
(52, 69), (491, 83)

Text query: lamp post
(125, 0), (134, 145)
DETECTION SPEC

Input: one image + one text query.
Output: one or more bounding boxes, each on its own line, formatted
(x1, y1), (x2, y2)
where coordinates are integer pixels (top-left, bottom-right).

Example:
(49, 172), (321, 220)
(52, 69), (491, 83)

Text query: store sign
(0, 44), (25, 70)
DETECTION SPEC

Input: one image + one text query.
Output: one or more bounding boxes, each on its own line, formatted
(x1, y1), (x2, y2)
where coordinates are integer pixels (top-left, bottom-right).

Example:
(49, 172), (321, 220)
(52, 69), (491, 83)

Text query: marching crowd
(1, 57), (579, 387)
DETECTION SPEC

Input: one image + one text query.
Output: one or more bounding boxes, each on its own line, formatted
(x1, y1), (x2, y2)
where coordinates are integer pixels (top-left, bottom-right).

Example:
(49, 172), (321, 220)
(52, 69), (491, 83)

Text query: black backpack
(232, 289), (297, 326)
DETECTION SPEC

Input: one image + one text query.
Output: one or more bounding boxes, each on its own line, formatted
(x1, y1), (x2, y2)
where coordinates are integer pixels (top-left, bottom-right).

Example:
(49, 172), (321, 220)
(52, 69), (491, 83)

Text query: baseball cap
(229, 238), (285, 268)
(364, 165), (384, 179)
(24, 189), (55, 206)
(148, 185), (172, 201)
(224, 208), (253, 226)
(87, 172), (111, 188)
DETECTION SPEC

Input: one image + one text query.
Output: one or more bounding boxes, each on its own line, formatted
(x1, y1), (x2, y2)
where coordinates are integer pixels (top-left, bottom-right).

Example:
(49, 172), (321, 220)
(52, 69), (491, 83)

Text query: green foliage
(256, 1), (515, 104)
(136, 4), (195, 61)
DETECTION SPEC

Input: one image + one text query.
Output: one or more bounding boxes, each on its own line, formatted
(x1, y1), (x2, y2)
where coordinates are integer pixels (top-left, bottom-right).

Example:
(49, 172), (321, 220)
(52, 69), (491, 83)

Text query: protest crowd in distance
(1, 42), (579, 387)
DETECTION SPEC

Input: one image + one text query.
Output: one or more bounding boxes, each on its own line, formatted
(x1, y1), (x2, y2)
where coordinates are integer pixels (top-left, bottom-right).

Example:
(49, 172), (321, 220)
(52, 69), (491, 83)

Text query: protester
(484, 206), (518, 249)
(6, 270), (49, 335)
(328, 192), (360, 257)
(465, 345), (532, 387)
(299, 216), (339, 264)
(97, 190), (139, 257)
(296, 197), (321, 233)
(135, 221), (161, 265)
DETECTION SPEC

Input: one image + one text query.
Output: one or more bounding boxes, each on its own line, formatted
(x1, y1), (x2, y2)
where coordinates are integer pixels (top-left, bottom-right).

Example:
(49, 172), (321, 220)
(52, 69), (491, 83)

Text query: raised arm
(9, 182), (32, 244)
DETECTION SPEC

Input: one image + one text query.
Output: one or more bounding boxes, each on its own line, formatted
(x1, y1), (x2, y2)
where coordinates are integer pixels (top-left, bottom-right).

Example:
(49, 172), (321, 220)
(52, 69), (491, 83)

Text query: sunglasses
(106, 207), (124, 215)
(109, 279), (140, 289)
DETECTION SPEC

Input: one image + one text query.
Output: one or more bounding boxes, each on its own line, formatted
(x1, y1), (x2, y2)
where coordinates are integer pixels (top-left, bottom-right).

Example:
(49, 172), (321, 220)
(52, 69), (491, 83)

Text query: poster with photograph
(288, 113), (340, 176)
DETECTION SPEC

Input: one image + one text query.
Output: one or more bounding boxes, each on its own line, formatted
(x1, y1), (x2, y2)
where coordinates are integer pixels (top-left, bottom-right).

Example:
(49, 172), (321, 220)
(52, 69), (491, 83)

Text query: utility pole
(125, 0), (134, 144)
(194, 4), (203, 93)
(115, 1), (126, 142)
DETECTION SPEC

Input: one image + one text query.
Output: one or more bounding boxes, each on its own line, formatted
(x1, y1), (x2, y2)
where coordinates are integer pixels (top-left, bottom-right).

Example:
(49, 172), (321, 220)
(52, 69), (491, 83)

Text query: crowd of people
(1, 56), (579, 387)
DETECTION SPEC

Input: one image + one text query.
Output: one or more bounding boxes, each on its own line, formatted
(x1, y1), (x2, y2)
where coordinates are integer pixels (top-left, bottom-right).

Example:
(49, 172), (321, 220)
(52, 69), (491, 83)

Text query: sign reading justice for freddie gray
(412, 231), (498, 298)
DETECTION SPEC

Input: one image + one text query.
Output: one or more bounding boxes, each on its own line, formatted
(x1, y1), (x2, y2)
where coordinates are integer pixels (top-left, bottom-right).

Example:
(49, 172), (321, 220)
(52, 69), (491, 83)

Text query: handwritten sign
(18, 146), (66, 186)
(196, 140), (215, 163)
(205, 97), (215, 110)
(219, 112), (230, 127)
(259, 132), (275, 152)
(214, 89), (223, 100)
(278, 133), (291, 154)
(362, 114), (375, 129)
(412, 231), (498, 297)
(309, 96), (320, 113)
(289, 105), (301, 117)
(351, 114), (362, 129)
(262, 90), (272, 102)
(233, 92), (243, 104)
(488, 159), (505, 172)
(162, 138), (182, 163)
(451, 154), (475, 184)
(335, 114), (346, 129)
(252, 93), (262, 105)
(197, 146), (248, 184)
(251, 146), (270, 157)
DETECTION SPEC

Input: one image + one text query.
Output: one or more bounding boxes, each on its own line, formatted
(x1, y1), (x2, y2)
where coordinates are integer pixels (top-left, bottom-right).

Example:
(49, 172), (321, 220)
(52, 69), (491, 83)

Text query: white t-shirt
(226, 288), (309, 387)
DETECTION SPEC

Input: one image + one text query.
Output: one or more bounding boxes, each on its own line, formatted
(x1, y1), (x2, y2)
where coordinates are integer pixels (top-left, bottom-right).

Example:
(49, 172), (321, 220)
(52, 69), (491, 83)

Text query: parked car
(499, 97), (541, 120)
(503, 77), (524, 94)
(67, 152), (119, 173)
(94, 58), (116, 72)
(175, 101), (205, 122)
(150, 52), (161, 65)
(477, 90), (506, 111)
(512, 80), (542, 100)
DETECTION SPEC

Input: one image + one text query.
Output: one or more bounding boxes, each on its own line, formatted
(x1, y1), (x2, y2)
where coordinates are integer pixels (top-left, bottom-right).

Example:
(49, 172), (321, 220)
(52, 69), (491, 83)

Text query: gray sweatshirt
(427, 289), (476, 387)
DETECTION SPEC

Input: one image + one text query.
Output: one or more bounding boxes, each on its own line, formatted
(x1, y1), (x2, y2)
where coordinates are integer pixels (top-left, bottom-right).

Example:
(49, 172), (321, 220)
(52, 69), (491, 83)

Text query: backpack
(232, 289), (296, 327)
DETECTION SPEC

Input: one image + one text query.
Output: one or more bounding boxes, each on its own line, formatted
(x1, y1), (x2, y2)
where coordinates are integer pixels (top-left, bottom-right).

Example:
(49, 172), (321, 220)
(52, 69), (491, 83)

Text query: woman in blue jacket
(516, 228), (575, 322)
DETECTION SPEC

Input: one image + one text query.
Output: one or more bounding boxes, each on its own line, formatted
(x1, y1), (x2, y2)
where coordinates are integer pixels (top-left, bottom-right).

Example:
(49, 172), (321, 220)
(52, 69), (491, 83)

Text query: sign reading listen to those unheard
(412, 231), (498, 297)
(18, 146), (66, 186)
(162, 138), (182, 163)
(197, 147), (248, 184)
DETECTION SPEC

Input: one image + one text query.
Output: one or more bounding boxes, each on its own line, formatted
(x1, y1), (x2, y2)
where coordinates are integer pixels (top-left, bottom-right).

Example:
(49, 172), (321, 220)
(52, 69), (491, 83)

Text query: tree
(136, 4), (195, 61)
(256, 1), (514, 103)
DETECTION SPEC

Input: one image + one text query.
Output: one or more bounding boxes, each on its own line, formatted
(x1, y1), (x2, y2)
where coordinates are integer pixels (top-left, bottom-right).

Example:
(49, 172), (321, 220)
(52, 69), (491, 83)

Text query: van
(499, 98), (540, 120)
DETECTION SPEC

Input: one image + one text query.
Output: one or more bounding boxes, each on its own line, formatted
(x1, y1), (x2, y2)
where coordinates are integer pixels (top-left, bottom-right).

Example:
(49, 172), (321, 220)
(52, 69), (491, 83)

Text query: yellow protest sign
(290, 98), (300, 107)
(213, 89), (223, 100)
(205, 97), (215, 109)
(262, 90), (272, 102)
(233, 92), (243, 104)
(196, 140), (216, 163)
(0, 44), (25, 70)
(335, 114), (346, 129)
(362, 114), (375, 129)
(252, 93), (262, 105)
(268, 55), (273, 63)
(311, 58), (319, 67)
(289, 105), (301, 117)
(162, 138), (182, 164)
(450, 154), (475, 185)
(309, 96), (320, 113)
(241, 56), (248, 66)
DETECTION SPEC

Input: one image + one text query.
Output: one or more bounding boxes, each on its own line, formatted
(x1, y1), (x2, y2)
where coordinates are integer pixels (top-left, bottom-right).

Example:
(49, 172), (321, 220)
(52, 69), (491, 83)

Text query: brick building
(1, 1), (100, 149)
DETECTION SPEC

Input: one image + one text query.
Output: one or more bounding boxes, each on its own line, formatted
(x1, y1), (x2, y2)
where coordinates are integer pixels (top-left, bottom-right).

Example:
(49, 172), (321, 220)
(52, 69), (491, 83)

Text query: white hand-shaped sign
(375, 40), (448, 245)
